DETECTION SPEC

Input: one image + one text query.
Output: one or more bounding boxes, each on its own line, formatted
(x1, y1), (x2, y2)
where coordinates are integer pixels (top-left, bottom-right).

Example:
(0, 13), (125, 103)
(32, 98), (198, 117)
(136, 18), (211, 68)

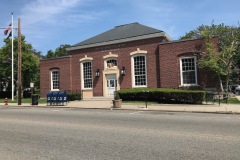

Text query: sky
(0, 0), (240, 55)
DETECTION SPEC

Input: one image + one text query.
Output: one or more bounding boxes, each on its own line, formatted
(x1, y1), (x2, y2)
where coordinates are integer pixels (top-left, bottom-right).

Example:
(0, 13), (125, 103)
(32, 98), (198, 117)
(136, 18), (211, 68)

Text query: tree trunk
(219, 76), (224, 92)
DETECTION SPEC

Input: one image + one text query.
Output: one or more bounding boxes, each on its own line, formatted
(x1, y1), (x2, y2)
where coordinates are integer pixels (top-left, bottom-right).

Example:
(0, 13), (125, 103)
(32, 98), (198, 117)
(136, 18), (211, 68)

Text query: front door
(106, 74), (116, 96)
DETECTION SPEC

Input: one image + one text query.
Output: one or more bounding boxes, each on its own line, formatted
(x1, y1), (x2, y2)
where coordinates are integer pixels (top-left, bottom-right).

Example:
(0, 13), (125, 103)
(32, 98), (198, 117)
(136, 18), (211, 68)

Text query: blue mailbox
(47, 92), (53, 106)
(51, 92), (59, 105)
(58, 92), (67, 106)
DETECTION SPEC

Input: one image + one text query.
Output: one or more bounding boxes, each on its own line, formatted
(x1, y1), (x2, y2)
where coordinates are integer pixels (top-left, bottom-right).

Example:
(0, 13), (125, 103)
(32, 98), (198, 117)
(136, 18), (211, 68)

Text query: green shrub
(117, 88), (205, 104)
(114, 91), (120, 100)
(66, 91), (82, 101)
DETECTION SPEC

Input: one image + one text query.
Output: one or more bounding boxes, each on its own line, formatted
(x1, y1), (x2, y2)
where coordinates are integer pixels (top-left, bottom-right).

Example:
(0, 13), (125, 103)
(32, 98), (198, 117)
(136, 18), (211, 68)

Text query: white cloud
(20, 0), (83, 25)
(16, 0), (106, 53)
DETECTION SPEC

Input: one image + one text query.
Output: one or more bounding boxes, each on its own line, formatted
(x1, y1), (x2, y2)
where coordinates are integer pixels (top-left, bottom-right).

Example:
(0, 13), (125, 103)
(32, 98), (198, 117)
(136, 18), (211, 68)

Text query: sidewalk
(0, 100), (240, 114)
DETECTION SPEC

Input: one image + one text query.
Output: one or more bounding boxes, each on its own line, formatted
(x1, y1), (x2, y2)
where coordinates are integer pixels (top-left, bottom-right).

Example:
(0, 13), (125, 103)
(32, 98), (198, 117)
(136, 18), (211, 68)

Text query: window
(180, 57), (197, 85)
(133, 55), (146, 86)
(51, 70), (59, 91)
(82, 62), (92, 89)
(106, 59), (117, 68)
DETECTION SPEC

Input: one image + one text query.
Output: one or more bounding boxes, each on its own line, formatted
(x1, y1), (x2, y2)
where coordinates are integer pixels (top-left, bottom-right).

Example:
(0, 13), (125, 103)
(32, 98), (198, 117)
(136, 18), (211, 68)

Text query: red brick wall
(158, 37), (219, 89)
(69, 37), (165, 96)
(40, 56), (71, 97)
(40, 36), (219, 98)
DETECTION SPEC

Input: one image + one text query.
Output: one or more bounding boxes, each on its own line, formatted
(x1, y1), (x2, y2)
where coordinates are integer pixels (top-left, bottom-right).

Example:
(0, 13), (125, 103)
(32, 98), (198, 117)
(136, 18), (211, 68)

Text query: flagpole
(11, 12), (14, 101)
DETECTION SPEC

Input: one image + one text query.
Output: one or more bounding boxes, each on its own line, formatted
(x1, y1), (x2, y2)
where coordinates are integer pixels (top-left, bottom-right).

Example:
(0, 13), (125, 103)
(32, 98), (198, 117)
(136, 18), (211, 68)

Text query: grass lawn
(213, 98), (240, 104)
(0, 98), (47, 104)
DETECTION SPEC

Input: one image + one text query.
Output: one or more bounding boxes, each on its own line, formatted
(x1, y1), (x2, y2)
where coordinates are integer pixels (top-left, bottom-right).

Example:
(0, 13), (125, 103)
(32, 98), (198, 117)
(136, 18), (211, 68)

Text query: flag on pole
(4, 23), (12, 35)
(6, 31), (12, 39)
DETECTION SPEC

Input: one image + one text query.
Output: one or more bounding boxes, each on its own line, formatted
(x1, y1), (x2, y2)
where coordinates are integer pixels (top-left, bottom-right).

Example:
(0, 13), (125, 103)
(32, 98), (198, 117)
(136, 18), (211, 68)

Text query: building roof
(67, 22), (172, 51)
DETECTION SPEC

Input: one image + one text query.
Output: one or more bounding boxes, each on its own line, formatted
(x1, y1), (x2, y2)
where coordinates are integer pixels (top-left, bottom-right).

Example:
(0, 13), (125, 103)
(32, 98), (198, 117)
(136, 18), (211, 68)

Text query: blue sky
(1, 0), (240, 55)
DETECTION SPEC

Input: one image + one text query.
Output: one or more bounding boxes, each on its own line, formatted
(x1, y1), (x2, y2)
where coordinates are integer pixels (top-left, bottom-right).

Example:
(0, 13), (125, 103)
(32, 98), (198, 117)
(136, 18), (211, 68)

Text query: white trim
(79, 55), (93, 62)
(131, 53), (147, 88)
(50, 69), (60, 91)
(81, 61), (93, 90)
(130, 48), (147, 56)
(179, 56), (198, 86)
(103, 52), (118, 59)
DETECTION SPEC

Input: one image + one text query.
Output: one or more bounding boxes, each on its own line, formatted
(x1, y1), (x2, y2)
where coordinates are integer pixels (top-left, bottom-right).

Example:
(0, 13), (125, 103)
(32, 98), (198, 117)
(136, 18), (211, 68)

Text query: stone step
(82, 96), (114, 101)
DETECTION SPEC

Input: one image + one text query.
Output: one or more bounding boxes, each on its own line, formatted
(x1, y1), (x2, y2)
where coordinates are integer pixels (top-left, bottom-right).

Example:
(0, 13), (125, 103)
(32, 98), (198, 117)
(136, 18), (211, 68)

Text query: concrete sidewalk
(1, 100), (240, 114)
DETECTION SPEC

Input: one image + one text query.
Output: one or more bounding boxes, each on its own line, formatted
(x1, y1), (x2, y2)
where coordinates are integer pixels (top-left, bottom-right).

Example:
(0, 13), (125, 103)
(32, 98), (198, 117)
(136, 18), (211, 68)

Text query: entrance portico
(103, 69), (120, 97)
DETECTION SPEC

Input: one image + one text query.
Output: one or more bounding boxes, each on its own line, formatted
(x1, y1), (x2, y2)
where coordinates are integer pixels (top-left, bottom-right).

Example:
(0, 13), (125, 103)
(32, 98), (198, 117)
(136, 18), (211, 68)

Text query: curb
(1, 104), (240, 115)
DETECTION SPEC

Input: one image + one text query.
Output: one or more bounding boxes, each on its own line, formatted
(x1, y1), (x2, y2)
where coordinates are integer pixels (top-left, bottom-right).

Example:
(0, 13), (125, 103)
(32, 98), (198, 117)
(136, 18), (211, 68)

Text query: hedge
(117, 88), (205, 104)
(66, 91), (82, 101)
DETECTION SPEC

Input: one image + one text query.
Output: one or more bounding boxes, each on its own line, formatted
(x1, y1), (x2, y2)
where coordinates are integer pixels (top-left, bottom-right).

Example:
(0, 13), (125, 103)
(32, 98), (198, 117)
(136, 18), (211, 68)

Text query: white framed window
(50, 69), (59, 91)
(107, 59), (117, 67)
(82, 61), (93, 89)
(180, 57), (198, 86)
(131, 55), (147, 87)
(104, 58), (118, 69)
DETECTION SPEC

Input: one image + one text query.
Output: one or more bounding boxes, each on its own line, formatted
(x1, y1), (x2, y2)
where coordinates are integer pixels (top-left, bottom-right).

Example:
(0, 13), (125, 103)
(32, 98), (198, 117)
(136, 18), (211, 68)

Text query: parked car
(23, 88), (32, 98)
(228, 85), (240, 94)
(235, 85), (240, 95)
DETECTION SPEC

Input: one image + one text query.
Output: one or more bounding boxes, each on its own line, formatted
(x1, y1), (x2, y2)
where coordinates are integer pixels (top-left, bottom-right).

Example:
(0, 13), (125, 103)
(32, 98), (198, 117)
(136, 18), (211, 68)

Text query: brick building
(40, 22), (219, 98)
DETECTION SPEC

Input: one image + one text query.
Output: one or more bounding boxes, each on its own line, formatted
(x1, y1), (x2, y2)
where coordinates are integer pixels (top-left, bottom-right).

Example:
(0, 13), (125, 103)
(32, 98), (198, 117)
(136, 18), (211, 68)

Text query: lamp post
(142, 90), (149, 108)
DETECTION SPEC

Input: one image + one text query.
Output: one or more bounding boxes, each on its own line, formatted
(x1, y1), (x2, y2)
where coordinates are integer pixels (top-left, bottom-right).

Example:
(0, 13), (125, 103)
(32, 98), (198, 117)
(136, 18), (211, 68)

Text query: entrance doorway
(106, 74), (116, 96)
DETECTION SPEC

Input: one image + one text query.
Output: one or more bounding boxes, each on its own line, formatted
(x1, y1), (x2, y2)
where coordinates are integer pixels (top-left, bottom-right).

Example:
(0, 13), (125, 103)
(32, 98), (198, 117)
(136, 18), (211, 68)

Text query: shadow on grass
(0, 98), (47, 104)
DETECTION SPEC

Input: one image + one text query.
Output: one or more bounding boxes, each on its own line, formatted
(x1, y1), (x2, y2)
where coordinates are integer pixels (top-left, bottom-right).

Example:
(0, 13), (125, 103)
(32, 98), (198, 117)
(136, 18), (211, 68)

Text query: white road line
(129, 111), (144, 115)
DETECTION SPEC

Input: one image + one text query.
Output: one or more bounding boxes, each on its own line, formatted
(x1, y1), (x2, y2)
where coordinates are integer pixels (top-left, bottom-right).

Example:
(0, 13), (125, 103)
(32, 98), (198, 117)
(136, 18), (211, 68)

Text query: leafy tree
(32, 49), (43, 59)
(45, 50), (55, 59)
(1, 35), (40, 91)
(55, 44), (71, 57)
(43, 44), (70, 59)
(181, 23), (240, 92)
(0, 48), (11, 91)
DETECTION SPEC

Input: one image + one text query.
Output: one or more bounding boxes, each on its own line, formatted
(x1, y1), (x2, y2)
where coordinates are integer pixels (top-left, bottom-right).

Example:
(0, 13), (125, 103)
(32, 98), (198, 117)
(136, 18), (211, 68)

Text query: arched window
(50, 69), (59, 91)
(82, 61), (93, 89)
(133, 55), (146, 86)
(130, 48), (147, 87)
(106, 59), (117, 68)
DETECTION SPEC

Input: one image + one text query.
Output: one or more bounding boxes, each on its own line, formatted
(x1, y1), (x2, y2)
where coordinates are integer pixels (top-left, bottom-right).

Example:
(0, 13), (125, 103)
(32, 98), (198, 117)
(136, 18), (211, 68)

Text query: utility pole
(11, 12), (14, 101)
(17, 18), (22, 105)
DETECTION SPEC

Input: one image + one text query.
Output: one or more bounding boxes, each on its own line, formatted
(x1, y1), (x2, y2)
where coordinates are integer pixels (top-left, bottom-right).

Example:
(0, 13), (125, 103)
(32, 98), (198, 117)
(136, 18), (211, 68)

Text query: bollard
(4, 97), (8, 105)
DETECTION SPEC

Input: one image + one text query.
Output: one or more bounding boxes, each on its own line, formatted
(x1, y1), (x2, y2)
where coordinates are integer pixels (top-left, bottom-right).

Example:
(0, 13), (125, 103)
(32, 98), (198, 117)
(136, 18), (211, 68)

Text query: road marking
(51, 109), (68, 111)
(129, 111), (144, 115)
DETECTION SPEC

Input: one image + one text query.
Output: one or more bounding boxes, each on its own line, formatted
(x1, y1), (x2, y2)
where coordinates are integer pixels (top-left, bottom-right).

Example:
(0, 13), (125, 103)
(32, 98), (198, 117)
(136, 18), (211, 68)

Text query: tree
(1, 35), (40, 91)
(181, 23), (240, 92)
(55, 44), (71, 57)
(43, 44), (71, 59)
(45, 50), (55, 59)
(0, 48), (11, 91)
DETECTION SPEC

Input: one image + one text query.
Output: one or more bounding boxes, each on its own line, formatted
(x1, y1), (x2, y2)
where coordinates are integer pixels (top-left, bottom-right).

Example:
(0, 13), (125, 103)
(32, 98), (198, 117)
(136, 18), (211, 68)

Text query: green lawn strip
(0, 98), (47, 104)
(221, 98), (240, 104)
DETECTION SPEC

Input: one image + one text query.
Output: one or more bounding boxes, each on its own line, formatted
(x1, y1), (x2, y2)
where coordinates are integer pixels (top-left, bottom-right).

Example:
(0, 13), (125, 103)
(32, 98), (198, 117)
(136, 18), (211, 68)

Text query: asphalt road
(0, 106), (239, 160)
